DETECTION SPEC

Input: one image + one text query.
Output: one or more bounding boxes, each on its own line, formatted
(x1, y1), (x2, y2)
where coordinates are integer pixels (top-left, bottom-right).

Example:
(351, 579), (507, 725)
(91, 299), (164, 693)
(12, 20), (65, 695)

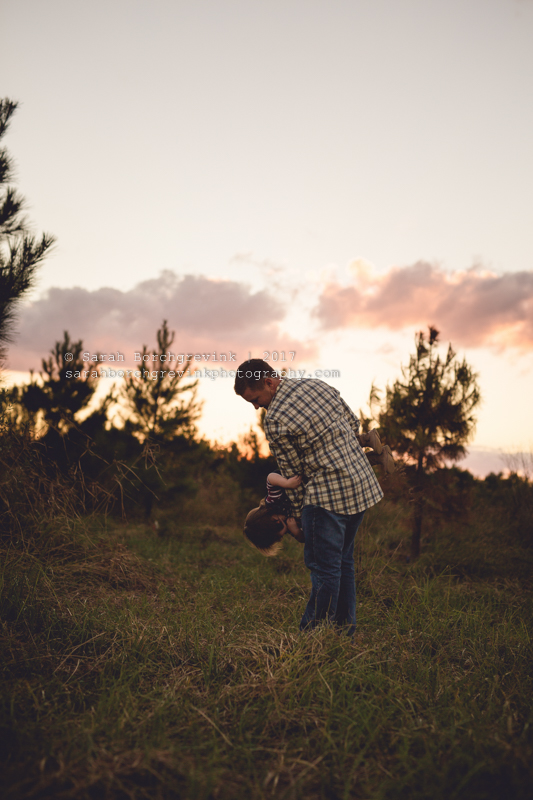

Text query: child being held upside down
(244, 430), (394, 556)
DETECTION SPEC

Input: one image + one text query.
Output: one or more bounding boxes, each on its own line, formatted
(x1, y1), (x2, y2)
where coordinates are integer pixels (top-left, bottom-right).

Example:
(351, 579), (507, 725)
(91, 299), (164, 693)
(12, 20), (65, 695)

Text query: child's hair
(243, 502), (285, 557)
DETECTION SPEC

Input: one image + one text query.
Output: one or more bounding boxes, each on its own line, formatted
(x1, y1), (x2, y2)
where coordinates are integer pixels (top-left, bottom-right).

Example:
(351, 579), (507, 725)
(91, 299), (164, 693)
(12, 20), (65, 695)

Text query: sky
(2, 0), (533, 474)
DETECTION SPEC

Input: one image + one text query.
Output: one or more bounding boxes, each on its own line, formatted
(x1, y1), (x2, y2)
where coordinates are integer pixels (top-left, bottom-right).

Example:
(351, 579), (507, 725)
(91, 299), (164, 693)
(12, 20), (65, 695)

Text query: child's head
(243, 504), (286, 556)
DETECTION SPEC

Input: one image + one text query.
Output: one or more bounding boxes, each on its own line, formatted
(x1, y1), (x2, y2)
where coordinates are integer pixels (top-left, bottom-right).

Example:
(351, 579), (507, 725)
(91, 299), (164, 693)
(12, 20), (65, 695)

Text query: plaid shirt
(264, 379), (383, 518)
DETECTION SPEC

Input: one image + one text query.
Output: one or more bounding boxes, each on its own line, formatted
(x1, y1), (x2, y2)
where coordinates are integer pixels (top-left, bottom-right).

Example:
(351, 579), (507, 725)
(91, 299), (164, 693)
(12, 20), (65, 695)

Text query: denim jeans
(299, 505), (365, 637)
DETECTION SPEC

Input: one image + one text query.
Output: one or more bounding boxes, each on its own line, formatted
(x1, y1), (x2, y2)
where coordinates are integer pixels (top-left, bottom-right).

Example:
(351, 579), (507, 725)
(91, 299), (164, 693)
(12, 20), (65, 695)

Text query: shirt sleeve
(339, 396), (361, 438)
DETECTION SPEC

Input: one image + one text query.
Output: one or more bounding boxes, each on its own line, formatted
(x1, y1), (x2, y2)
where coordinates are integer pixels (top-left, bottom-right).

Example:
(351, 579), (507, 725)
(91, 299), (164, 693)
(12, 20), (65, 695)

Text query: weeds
(1, 433), (532, 798)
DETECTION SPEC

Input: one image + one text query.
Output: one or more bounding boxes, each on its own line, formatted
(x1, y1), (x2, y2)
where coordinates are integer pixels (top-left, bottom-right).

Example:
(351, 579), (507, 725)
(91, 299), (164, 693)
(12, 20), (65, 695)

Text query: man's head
(234, 359), (281, 409)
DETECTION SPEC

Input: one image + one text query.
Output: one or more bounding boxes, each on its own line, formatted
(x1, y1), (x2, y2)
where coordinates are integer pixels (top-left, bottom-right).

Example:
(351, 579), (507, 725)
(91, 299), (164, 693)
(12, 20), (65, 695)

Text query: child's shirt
(264, 476), (293, 516)
(265, 477), (285, 506)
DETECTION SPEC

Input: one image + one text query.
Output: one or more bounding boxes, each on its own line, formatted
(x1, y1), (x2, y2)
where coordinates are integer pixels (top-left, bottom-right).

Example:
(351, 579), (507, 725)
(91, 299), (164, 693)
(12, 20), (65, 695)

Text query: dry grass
(1, 432), (532, 799)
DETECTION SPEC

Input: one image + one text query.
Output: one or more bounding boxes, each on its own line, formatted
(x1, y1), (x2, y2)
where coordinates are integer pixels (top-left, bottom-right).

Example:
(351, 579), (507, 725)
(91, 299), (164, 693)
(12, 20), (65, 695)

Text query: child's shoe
(360, 429), (383, 454)
(381, 445), (395, 474)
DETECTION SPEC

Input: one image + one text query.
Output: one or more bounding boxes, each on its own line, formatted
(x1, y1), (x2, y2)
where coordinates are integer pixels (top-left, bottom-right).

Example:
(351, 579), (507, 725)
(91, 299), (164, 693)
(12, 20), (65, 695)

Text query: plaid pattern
(264, 379), (383, 518)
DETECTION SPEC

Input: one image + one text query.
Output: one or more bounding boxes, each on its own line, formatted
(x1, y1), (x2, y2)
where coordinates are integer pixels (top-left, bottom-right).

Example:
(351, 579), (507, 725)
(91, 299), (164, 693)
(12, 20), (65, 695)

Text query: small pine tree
(120, 320), (201, 442)
(377, 326), (481, 559)
(11, 332), (99, 435)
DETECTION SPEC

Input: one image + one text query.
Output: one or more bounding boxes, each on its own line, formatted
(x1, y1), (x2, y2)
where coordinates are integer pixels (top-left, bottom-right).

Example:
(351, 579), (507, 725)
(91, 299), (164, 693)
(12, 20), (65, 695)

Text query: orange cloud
(314, 261), (533, 349)
(7, 271), (315, 371)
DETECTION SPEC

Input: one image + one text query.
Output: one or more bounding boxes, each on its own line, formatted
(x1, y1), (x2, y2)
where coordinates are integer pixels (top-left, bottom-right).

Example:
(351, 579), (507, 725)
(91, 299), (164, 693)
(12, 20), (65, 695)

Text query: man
(234, 359), (383, 637)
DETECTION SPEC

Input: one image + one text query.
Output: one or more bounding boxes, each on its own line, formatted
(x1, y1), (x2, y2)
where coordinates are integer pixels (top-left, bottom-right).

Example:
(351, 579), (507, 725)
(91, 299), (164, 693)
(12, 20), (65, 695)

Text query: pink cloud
(7, 271), (315, 371)
(314, 262), (533, 349)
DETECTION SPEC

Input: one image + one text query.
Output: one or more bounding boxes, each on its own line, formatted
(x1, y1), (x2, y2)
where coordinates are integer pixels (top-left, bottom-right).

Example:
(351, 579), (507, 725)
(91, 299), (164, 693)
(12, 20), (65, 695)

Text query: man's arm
(267, 431), (305, 518)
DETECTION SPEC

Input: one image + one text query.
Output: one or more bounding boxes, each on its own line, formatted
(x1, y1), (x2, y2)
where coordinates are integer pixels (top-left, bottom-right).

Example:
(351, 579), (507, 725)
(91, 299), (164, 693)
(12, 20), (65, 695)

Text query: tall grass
(1, 457), (532, 798)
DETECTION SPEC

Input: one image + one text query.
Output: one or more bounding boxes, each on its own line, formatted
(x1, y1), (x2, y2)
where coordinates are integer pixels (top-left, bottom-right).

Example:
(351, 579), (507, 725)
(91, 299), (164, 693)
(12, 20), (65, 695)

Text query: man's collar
(266, 377), (292, 416)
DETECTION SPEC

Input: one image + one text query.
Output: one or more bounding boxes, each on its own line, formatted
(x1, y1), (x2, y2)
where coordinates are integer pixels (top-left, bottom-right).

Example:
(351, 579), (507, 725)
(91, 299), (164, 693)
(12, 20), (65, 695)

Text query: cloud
(314, 261), (533, 349)
(7, 271), (315, 371)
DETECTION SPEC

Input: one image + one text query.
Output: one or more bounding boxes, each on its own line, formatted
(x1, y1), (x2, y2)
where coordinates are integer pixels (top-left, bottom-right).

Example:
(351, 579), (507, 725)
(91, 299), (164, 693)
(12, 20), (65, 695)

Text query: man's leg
(334, 510), (365, 637)
(299, 505), (346, 632)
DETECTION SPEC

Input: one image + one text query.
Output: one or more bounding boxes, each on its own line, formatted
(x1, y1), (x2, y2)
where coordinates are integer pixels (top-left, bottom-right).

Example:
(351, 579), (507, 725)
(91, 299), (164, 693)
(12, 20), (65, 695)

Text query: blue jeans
(299, 505), (365, 637)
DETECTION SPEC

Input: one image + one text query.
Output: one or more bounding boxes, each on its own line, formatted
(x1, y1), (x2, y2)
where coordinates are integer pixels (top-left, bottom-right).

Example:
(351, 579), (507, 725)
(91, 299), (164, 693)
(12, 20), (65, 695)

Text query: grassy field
(1, 494), (532, 800)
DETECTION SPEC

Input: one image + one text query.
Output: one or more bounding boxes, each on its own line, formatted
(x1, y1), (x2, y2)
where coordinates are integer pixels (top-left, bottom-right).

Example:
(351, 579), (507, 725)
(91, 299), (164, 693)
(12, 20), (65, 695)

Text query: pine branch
(0, 187), (27, 236)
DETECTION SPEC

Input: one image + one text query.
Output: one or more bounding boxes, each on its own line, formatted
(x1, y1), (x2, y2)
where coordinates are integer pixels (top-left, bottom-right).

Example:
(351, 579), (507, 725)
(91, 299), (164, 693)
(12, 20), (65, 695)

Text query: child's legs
(358, 430), (382, 454)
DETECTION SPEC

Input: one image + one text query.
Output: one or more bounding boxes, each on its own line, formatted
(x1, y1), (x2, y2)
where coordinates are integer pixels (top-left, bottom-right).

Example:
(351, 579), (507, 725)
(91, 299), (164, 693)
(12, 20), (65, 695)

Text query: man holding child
(234, 359), (383, 637)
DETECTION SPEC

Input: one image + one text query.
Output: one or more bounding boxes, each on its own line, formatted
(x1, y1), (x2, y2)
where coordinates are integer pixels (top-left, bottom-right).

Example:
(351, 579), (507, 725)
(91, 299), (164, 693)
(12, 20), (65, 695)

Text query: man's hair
(234, 359), (278, 396)
(243, 503), (284, 557)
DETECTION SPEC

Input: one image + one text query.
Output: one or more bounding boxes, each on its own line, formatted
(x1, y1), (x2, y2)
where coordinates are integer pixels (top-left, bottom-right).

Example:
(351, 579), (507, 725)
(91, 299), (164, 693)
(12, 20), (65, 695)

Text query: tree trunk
(411, 455), (425, 560)
(411, 497), (423, 560)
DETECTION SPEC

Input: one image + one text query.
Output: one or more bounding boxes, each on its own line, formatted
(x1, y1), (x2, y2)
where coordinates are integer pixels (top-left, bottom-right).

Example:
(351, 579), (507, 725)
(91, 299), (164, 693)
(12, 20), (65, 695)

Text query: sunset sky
(2, 0), (533, 474)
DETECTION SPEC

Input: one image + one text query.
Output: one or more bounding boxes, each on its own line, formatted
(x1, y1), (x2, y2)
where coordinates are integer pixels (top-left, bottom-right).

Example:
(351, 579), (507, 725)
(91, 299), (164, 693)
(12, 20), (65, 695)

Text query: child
(244, 430), (393, 556)
(243, 472), (305, 557)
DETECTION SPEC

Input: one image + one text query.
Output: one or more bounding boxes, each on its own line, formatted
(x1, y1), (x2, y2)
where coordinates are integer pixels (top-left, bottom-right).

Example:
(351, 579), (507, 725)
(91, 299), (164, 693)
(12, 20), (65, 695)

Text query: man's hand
(286, 516), (305, 543)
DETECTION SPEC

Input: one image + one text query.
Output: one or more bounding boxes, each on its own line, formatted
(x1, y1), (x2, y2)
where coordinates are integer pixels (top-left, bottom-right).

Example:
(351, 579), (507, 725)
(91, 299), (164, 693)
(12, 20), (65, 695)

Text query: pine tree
(377, 326), (481, 559)
(120, 320), (201, 442)
(0, 99), (55, 368)
(20, 332), (99, 434)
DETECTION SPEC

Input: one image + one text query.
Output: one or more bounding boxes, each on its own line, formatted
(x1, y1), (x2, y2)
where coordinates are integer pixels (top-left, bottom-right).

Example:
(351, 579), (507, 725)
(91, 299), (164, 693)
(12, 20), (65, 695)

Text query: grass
(1, 496), (532, 800)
